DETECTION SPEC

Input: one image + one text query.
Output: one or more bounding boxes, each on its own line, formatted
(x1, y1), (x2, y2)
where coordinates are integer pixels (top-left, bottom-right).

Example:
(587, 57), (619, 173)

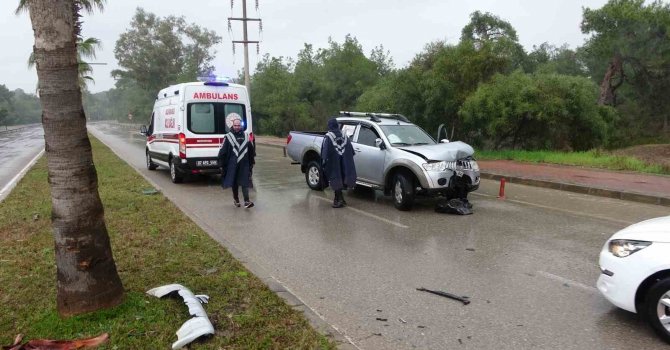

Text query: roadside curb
(89, 129), (358, 350)
(480, 172), (670, 207)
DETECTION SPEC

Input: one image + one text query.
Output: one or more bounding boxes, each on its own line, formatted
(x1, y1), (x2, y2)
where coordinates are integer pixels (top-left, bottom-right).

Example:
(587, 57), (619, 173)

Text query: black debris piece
(417, 287), (470, 305)
(435, 198), (473, 215)
(376, 318), (388, 322)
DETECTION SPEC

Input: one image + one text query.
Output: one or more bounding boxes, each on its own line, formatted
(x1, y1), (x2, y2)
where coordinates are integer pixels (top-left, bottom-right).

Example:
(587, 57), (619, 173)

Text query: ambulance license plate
(196, 160), (217, 167)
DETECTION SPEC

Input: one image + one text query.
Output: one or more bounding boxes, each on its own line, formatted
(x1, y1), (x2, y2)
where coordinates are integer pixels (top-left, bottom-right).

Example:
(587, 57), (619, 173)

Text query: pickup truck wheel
(170, 157), (184, 184)
(305, 161), (324, 191)
(146, 150), (157, 170)
(393, 173), (415, 211)
(644, 277), (670, 344)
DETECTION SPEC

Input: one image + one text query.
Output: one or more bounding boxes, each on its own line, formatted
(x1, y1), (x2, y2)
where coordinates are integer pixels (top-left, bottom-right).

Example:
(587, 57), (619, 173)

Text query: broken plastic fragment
(142, 188), (159, 195)
(146, 284), (214, 350)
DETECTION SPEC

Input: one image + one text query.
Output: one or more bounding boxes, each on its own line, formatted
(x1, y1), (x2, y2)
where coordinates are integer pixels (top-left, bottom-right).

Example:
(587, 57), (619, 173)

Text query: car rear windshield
(379, 125), (436, 146)
(187, 103), (247, 134)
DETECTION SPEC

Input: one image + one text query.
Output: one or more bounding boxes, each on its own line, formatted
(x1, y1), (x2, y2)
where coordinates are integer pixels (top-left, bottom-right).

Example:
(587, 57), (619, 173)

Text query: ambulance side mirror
(140, 125), (148, 135)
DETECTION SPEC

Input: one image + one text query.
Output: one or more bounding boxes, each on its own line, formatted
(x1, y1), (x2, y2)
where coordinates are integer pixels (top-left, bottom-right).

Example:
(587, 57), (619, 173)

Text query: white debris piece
(147, 284), (215, 350)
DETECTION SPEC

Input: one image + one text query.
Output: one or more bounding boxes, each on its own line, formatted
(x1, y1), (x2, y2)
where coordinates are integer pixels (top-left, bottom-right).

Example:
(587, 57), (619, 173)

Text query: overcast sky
(1, 0), (610, 93)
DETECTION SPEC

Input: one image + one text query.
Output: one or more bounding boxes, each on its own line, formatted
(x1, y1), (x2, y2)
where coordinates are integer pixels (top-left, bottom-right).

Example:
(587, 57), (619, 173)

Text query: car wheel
(305, 161), (324, 191)
(146, 150), (157, 170)
(393, 172), (415, 211)
(170, 157), (184, 184)
(644, 277), (670, 344)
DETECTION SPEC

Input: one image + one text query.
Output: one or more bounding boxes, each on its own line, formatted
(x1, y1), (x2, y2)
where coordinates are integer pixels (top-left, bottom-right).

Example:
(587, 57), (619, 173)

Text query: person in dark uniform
(321, 118), (356, 208)
(219, 118), (255, 208)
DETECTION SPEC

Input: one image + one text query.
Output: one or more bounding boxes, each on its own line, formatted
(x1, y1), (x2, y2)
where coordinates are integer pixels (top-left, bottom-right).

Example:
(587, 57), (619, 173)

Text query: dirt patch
(612, 144), (670, 170)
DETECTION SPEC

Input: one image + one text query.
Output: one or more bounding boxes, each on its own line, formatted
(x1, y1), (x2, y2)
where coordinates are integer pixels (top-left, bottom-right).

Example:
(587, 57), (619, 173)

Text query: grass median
(0, 136), (335, 349)
(477, 149), (670, 175)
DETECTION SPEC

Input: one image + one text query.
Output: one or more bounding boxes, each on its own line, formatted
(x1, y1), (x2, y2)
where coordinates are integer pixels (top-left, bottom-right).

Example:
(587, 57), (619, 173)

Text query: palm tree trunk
(28, 0), (124, 316)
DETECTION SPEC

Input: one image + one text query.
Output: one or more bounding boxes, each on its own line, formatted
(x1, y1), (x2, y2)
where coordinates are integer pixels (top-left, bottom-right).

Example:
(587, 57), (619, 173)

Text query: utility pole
(229, 0), (261, 90)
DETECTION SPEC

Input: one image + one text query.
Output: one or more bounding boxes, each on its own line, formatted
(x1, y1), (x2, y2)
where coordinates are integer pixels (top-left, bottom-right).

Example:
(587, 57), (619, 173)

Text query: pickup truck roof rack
(339, 111), (410, 123)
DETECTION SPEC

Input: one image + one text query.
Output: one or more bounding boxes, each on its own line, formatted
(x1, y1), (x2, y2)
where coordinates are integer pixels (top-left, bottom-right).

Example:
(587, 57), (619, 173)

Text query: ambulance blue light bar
(198, 75), (231, 87)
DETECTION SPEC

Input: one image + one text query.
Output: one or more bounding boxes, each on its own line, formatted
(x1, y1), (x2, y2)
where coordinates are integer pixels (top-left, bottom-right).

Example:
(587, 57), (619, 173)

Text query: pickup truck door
(353, 123), (386, 185)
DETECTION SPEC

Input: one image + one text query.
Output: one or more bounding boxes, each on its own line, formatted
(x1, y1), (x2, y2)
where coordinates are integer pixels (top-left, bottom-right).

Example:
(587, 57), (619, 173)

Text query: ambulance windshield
(187, 103), (246, 134)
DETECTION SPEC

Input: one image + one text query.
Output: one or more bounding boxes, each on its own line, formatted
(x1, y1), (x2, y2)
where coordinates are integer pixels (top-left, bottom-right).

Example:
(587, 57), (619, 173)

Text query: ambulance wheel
(393, 172), (415, 211)
(146, 150), (157, 170)
(305, 161), (324, 191)
(170, 157), (184, 183)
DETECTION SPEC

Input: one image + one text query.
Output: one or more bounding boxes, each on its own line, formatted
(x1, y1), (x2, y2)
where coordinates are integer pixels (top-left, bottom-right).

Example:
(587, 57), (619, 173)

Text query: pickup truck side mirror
(375, 138), (386, 150)
(440, 139), (450, 143)
(140, 125), (148, 135)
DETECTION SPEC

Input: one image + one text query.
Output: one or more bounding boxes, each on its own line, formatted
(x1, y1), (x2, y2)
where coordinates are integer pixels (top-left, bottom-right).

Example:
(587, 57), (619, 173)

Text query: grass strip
(476, 149), (670, 175)
(0, 136), (335, 349)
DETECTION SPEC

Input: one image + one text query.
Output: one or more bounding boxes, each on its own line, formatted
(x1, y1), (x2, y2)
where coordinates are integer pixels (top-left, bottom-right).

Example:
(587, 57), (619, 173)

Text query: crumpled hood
(610, 216), (670, 243)
(399, 141), (475, 161)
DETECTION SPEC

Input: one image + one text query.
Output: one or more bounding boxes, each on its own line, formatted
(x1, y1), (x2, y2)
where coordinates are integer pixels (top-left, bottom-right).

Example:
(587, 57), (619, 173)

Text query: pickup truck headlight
(608, 239), (652, 258)
(423, 161), (446, 171)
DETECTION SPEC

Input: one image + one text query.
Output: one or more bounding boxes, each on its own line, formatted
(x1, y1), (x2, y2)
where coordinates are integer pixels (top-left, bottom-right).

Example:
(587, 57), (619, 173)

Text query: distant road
(0, 125), (44, 202)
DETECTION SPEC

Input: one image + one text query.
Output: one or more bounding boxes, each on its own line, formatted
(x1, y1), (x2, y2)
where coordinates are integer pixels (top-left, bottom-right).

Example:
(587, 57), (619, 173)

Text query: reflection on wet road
(0, 126), (44, 201)
(88, 123), (670, 350)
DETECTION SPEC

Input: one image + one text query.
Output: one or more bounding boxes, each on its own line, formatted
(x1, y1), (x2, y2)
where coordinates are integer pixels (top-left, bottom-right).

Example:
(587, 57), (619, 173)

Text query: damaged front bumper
(147, 284), (215, 350)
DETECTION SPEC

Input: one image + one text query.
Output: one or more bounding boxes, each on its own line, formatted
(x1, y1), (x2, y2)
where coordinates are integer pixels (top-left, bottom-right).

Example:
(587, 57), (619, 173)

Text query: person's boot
(332, 191), (344, 208)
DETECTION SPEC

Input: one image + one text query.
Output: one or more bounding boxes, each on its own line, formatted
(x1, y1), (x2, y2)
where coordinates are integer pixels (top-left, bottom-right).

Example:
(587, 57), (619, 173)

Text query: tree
(581, 0), (670, 134)
(0, 108), (7, 130)
(28, 37), (102, 89)
(250, 55), (313, 135)
(460, 11), (526, 68)
(459, 71), (615, 150)
(0, 85), (13, 127)
(26, 0), (124, 316)
(112, 8), (221, 93)
(525, 43), (587, 76)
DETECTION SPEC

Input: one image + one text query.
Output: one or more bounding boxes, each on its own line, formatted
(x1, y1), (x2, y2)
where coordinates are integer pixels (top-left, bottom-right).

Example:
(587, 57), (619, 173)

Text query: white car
(597, 216), (670, 344)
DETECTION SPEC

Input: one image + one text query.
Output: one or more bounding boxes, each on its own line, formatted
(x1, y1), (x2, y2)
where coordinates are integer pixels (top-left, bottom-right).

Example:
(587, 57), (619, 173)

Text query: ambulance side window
(189, 103), (216, 133)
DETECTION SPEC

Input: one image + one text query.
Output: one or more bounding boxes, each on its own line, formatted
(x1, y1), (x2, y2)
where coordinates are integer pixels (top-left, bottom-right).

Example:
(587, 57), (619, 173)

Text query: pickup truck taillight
(286, 134), (292, 144)
(178, 133), (186, 159)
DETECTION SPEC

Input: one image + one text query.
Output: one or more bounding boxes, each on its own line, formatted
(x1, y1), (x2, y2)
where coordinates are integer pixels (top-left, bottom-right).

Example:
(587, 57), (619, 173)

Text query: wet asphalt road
(74, 124), (670, 348)
(0, 125), (44, 201)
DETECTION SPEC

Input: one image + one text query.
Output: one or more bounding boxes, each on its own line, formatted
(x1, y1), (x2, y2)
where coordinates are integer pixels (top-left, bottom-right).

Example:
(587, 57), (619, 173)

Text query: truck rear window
(187, 103), (247, 134)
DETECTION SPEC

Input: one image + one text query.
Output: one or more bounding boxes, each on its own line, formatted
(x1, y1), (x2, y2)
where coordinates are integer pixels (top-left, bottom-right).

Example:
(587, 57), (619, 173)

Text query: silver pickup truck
(286, 112), (480, 211)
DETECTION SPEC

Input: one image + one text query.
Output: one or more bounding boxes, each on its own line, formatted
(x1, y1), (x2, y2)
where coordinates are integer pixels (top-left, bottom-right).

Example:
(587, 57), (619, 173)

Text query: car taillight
(249, 132), (255, 143)
(286, 134), (292, 144)
(179, 133), (186, 159)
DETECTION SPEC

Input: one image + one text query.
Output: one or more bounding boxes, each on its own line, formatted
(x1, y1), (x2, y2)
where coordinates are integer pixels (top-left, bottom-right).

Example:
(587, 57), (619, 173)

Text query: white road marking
(472, 192), (635, 226)
(536, 270), (598, 294)
(0, 149), (45, 203)
(313, 196), (409, 229)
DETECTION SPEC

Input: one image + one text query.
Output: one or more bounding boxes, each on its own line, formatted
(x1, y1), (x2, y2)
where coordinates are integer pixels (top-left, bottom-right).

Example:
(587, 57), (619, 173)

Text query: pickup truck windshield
(379, 125), (436, 146)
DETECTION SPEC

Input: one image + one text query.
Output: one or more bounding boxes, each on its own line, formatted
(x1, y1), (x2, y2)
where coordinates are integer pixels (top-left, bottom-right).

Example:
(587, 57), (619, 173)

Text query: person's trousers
(232, 186), (249, 202)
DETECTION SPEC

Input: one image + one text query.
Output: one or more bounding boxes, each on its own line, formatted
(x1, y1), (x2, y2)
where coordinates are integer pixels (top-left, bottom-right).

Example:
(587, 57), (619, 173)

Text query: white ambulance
(140, 79), (253, 183)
